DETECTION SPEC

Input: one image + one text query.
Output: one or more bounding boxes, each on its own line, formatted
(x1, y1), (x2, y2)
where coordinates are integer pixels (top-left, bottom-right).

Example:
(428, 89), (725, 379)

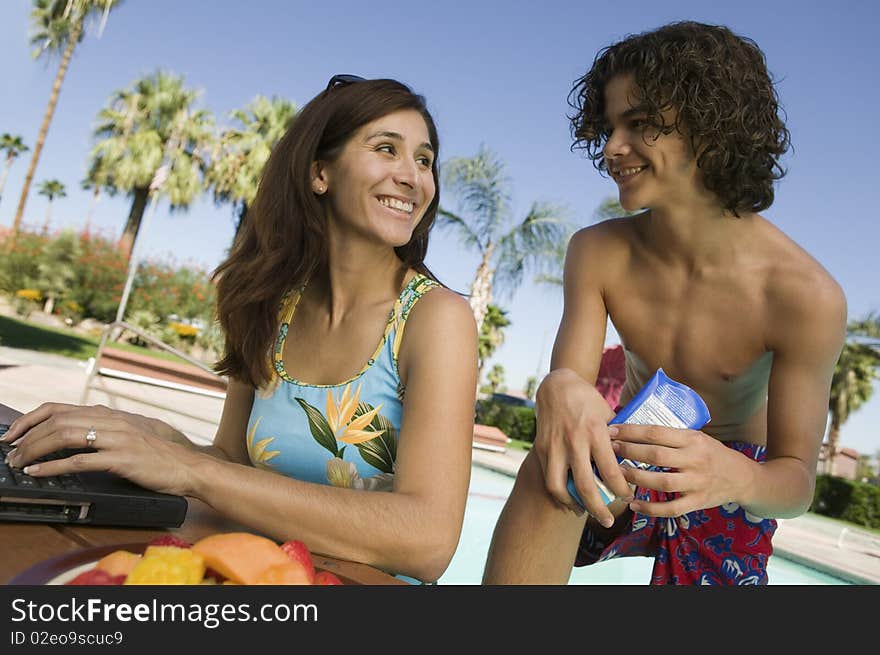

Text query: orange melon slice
(252, 561), (313, 585)
(191, 532), (292, 585)
(95, 550), (142, 577)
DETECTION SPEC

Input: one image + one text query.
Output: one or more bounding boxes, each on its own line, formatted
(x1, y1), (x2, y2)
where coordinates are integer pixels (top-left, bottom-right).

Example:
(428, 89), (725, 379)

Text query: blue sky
(1, 0), (878, 455)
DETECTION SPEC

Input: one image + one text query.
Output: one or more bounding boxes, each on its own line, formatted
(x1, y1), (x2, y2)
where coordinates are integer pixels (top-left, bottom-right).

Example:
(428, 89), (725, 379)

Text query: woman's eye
(417, 156), (433, 167)
(376, 144), (395, 155)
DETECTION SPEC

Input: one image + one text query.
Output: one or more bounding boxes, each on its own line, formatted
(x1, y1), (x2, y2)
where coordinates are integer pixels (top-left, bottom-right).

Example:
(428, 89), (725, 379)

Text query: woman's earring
(314, 183), (326, 195)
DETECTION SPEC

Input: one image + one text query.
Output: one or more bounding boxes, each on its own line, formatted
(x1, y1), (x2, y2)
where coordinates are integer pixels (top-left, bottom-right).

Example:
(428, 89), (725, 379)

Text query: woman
(483, 22), (846, 585)
(3, 76), (478, 584)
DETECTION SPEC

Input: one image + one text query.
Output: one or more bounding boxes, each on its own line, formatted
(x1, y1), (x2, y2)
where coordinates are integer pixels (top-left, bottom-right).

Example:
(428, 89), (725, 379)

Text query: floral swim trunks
(574, 441), (778, 585)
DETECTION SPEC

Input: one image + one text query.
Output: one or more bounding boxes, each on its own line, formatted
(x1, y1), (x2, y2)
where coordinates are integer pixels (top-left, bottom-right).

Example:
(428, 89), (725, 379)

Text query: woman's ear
(310, 161), (328, 195)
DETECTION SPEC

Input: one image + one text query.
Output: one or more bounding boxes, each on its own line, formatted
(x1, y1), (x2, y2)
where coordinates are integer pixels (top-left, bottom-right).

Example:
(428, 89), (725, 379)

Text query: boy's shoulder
(759, 222), (846, 336)
(761, 221), (842, 298)
(571, 212), (644, 249)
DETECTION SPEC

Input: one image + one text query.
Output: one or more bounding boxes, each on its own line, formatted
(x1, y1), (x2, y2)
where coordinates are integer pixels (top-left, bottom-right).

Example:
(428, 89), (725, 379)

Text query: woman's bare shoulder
(404, 284), (476, 337)
(397, 283), (478, 379)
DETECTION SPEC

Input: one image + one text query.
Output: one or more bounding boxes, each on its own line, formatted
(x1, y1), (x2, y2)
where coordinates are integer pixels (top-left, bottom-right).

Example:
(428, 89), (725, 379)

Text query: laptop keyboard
(0, 424), (84, 492)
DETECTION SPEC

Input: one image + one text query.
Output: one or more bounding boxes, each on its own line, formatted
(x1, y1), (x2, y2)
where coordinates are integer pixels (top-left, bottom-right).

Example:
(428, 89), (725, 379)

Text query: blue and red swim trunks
(575, 441), (778, 585)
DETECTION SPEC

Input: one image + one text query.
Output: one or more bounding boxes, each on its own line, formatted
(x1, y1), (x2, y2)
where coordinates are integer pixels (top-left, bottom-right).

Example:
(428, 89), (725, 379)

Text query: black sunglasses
(325, 74), (366, 91)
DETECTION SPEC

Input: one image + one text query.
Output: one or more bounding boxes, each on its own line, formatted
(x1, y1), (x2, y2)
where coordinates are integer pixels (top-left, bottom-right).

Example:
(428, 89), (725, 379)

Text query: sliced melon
(191, 532), (292, 585)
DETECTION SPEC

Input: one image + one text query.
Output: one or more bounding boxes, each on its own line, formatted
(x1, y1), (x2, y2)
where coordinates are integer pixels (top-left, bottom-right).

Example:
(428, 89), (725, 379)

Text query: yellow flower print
(325, 382), (385, 444)
(246, 417), (280, 469)
(326, 457), (364, 489)
(325, 458), (395, 491)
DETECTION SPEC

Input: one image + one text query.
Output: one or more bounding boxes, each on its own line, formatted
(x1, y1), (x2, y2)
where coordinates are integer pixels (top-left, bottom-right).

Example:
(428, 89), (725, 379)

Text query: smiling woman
(3, 77), (479, 585)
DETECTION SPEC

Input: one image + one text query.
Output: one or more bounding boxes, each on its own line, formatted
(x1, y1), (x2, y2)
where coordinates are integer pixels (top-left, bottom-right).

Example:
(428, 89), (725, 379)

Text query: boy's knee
(513, 449), (546, 493)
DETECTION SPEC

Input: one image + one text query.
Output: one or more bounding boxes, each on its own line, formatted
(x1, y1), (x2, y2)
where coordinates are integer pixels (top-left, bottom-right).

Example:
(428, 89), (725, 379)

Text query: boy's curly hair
(569, 21), (790, 215)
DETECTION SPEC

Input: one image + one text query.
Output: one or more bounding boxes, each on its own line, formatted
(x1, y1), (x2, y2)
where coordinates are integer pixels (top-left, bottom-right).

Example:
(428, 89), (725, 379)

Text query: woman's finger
(2, 402), (79, 442)
(8, 420), (125, 469)
(21, 448), (117, 478)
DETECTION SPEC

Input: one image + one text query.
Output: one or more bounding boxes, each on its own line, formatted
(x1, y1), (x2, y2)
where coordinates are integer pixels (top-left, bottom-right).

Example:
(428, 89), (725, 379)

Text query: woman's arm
(4, 292), (476, 581)
(177, 287), (479, 582)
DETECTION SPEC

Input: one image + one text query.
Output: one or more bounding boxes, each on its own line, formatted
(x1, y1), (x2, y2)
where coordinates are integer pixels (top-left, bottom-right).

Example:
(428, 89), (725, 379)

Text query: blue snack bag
(566, 368), (711, 510)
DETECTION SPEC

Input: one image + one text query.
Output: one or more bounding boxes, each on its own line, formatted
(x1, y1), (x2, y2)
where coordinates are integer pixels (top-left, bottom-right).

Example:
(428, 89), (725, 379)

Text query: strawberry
(147, 535), (192, 549)
(66, 568), (126, 585)
(314, 571), (343, 585)
(280, 540), (315, 583)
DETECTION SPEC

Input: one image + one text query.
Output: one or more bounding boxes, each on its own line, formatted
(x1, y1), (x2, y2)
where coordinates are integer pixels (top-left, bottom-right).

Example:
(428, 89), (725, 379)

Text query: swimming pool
(438, 464), (851, 585)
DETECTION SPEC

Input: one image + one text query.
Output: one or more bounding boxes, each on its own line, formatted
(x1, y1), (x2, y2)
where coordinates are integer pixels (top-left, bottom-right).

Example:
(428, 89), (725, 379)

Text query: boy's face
(601, 74), (701, 212)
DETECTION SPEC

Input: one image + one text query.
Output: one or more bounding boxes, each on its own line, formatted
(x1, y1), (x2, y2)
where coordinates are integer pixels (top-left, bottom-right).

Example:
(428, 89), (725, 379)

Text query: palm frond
(441, 145), (511, 238)
(492, 202), (573, 297)
(436, 207), (483, 252)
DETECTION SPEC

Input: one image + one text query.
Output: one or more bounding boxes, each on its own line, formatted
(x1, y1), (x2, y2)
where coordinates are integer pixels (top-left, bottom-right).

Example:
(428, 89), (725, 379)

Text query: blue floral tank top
(246, 274), (440, 491)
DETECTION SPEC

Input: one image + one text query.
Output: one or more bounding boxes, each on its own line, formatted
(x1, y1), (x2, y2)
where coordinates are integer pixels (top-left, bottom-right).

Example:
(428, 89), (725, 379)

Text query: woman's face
(601, 74), (700, 212)
(315, 108), (436, 249)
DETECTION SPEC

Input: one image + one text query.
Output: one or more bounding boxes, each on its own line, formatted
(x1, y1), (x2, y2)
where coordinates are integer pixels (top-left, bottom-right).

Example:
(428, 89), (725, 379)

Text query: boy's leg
(482, 450), (589, 584)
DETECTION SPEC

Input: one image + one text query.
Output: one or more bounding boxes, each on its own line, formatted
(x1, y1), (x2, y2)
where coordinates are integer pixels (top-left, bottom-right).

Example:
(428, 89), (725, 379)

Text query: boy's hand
(612, 424), (754, 517)
(533, 368), (632, 526)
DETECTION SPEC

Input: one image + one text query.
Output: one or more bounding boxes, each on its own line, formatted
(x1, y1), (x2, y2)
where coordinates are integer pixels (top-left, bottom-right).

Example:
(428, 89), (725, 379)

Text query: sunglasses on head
(325, 74), (366, 91)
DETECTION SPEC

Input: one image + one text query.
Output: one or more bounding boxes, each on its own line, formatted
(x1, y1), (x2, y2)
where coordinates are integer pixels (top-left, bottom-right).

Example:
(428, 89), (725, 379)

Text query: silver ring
(85, 427), (97, 447)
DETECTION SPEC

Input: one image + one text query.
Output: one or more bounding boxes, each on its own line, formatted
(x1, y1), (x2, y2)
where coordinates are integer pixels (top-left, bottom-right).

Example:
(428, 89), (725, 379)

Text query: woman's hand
(1, 403), (204, 497)
(533, 369), (632, 526)
(611, 424), (755, 517)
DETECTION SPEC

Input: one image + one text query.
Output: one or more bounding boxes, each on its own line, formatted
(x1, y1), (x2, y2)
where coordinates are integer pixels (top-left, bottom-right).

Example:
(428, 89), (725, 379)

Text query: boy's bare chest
(606, 265), (770, 389)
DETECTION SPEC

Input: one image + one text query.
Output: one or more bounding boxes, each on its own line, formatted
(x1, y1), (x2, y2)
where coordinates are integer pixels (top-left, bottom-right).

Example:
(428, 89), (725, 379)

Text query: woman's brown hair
(569, 21), (791, 216)
(212, 78), (441, 387)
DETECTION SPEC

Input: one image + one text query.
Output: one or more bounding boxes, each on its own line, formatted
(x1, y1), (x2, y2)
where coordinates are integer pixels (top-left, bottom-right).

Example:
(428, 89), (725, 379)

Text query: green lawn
(507, 438), (533, 451)
(0, 315), (188, 364)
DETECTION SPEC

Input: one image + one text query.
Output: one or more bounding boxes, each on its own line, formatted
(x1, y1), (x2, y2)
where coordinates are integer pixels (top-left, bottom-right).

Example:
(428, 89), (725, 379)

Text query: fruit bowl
(8, 534), (352, 585)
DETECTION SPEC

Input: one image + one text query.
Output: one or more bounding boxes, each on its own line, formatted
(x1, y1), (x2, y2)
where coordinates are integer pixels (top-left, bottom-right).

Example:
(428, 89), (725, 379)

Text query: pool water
(438, 465), (850, 585)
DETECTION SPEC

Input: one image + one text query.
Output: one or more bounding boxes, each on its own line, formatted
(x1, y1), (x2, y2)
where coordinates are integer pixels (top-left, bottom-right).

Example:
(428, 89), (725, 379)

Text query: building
(817, 443), (860, 480)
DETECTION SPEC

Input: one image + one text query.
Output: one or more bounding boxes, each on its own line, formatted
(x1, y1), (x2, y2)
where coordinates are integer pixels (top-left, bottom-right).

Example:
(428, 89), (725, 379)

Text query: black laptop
(0, 422), (187, 528)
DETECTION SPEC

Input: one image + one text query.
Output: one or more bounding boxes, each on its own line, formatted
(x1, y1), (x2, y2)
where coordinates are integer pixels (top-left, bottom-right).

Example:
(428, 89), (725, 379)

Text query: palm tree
(438, 145), (571, 333)
(593, 196), (640, 221)
(478, 304), (511, 381)
(826, 316), (880, 474)
(36, 228), (79, 314)
(0, 133), (29, 206)
(80, 152), (116, 233)
(206, 95), (297, 239)
(533, 238), (570, 289)
(37, 178), (66, 231)
(524, 375), (538, 400)
(485, 364), (506, 394)
(848, 312), (880, 343)
(88, 70), (214, 255)
(10, 0), (121, 243)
